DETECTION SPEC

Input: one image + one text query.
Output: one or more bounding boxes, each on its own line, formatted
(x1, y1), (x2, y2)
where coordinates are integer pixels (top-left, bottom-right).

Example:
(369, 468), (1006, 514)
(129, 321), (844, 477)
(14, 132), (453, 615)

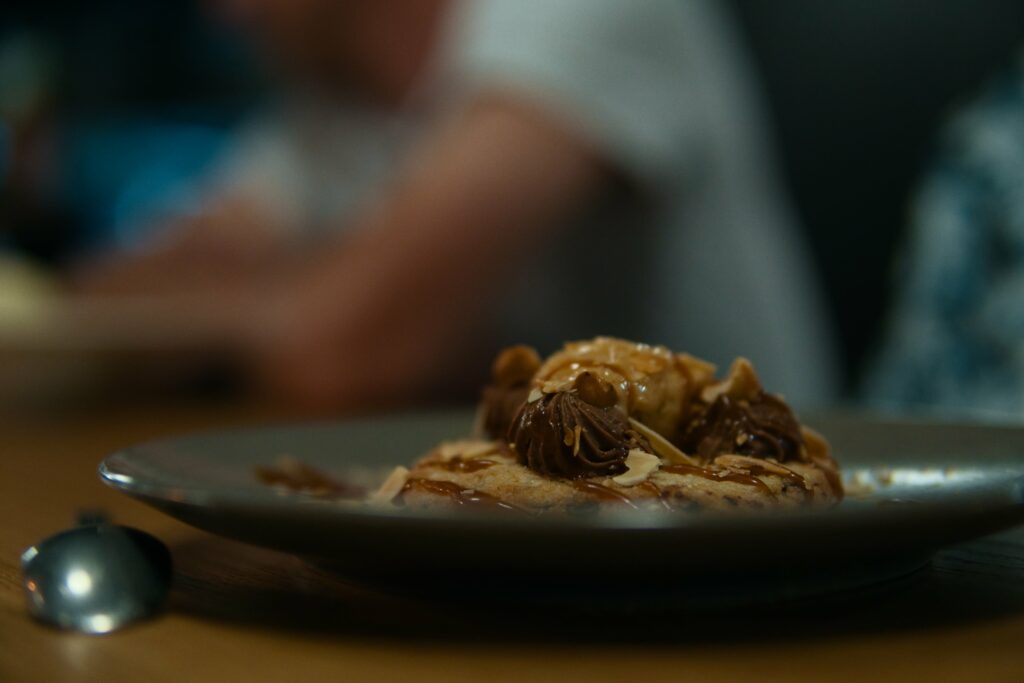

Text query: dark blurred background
(734, 0), (1024, 391)
(3, 0), (1024, 393)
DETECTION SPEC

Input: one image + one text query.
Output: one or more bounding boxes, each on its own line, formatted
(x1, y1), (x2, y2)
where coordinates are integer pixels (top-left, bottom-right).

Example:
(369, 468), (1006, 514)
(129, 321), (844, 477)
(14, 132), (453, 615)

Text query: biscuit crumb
(437, 439), (498, 461)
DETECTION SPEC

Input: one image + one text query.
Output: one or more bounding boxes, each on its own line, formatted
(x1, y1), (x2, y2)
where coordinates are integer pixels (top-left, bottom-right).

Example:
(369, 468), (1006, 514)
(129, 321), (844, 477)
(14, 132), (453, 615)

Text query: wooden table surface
(2, 400), (1024, 683)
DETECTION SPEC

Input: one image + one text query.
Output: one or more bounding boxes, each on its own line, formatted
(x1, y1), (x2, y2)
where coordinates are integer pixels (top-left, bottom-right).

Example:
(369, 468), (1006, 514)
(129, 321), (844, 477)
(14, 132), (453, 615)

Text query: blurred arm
(250, 95), (609, 410)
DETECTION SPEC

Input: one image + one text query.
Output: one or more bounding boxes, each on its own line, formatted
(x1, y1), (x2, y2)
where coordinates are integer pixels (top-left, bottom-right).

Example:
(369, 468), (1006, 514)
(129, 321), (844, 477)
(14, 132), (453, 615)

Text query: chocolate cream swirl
(508, 391), (651, 479)
(678, 392), (804, 462)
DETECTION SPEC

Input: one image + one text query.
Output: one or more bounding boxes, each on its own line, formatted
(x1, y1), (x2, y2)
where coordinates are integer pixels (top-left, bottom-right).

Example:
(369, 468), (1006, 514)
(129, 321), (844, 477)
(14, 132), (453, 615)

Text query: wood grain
(2, 400), (1023, 683)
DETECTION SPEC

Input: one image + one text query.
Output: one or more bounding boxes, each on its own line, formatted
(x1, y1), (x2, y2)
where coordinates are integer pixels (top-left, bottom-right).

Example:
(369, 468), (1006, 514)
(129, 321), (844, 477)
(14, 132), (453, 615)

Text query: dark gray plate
(99, 411), (1024, 604)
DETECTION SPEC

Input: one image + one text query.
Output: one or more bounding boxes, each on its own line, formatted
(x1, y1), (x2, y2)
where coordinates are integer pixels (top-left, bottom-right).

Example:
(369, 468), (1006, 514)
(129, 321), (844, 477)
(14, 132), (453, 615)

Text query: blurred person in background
(0, 33), (76, 260)
(77, 0), (837, 412)
(866, 46), (1024, 418)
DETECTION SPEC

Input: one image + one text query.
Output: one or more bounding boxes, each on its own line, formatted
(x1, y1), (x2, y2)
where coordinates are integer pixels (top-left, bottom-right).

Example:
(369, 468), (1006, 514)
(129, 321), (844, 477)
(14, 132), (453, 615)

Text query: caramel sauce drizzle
(538, 358), (640, 408)
(742, 462), (810, 492)
(662, 463), (775, 497)
(254, 463), (365, 499)
(738, 461), (816, 500)
(634, 480), (675, 511)
(403, 453), (812, 513)
(399, 478), (524, 513)
(571, 480), (640, 509)
(426, 456), (500, 473)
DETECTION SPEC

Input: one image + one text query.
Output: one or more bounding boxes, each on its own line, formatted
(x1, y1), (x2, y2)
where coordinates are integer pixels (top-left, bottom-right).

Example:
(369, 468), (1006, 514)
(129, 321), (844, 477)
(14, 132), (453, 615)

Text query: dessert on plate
(372, 337), (843, 514)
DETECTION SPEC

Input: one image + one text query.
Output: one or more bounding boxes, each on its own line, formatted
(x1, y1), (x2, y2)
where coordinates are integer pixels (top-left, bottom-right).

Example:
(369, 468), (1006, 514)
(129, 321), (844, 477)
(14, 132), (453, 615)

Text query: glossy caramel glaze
(571, 480), (640, 509)
(424, 456), (500, 474)
(398, 478), (525, 513)
(662, 463), (775, 497)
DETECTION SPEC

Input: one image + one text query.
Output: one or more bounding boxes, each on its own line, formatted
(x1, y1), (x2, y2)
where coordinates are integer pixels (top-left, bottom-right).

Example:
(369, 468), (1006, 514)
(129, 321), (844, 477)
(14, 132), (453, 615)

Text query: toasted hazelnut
(612, 449), (661, 486)
(574, 371), (618, 408)
(369, 466), (410, 504)
(492, 345), (542, 387)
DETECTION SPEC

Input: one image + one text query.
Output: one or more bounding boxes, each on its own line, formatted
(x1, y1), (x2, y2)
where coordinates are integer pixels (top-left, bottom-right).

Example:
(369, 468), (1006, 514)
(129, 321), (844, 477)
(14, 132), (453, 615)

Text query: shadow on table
(167, 530), (1024, 646)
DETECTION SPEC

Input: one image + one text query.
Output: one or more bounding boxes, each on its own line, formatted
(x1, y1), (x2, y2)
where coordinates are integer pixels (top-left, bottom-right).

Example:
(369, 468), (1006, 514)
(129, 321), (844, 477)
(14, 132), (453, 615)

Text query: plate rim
(97, 410), (1024, 535)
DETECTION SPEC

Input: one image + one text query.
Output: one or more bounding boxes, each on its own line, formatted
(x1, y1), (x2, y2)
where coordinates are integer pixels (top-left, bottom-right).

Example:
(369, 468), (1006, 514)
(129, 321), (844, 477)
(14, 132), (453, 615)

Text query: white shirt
(210, 0), (839, 406)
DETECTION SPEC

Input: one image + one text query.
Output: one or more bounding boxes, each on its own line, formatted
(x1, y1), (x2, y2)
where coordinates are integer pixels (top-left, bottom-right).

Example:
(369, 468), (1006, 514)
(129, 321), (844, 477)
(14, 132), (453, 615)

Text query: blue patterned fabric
(865, 48), (1024, 418)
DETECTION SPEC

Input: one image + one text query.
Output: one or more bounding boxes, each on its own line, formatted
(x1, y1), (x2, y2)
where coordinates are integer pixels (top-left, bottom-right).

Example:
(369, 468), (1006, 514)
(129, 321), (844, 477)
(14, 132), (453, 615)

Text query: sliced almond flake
(628, 417), (699, 466)
(612, 449), (661, 486)
(541, 380), (571, 394)
(700, 357), (762, 403)
(368, 466), (409, 504)
(527, 388), (543, 403)
(572, 424), (582, 456)
(436, 439), (499, 461)
(714, 454), (790, 475)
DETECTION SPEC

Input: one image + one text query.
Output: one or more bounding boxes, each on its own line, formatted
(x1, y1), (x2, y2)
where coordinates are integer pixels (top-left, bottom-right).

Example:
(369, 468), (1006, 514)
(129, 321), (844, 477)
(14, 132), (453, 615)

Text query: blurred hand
(61, 96), (606, 413)
(72, 197), (288, 297)
(243, 262), (482, 414)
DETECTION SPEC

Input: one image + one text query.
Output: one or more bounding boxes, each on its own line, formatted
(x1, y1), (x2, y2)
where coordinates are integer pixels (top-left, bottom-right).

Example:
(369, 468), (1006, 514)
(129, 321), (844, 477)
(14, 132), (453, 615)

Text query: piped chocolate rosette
(372, 337), (843, 514)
